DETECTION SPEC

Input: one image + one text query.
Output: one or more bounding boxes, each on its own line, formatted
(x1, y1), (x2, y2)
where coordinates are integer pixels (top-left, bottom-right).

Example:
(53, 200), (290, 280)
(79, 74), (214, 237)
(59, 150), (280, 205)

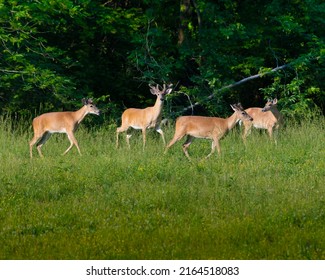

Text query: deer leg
(267, 127), (277, 144)
(215, 138), (221, 154)
(116, 130), (120, 148)
(156, 127), (166, 145)
(34, 132), (51, 158)
(116, 125), (132, 149)
(242, 121), (252, 141)
(63, 132), (80, 155)
(142, 128), (146, 150)
(267, 127), (273, 139)
(30, 134), (42, 158)
(206, 141), (216, 159)
(116, 126), (126, 148)
(274, 125), (280, 144)
(182, 135), (194, 161)
(165, 132), (185, 154)
(126, 134), (132, 149)
(206, 138), (220, 158)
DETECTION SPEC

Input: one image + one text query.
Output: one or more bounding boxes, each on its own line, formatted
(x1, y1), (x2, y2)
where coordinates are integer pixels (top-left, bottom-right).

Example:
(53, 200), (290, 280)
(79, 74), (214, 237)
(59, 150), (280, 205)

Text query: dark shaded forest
(0, 0), (324, 122)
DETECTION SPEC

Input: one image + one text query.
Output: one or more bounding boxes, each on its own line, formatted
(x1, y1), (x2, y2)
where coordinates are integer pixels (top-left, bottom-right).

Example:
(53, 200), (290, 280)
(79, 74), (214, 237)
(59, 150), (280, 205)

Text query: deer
(116, 83), (173, 149)
(165, 103), (253, 160)
(242, 98), (282, 142)
(29, 98), (100, 158)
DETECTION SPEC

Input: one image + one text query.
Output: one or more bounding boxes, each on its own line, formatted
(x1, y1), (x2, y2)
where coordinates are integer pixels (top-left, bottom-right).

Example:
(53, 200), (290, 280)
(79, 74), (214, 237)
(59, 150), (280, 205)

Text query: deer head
(149, 83), (173, 101)
(262, 98), (278, 112)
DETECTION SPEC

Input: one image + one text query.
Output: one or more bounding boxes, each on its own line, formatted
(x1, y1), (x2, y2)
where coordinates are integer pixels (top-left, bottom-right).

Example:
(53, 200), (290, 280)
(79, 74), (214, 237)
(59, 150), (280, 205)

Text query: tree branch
(0, 69), (28, 74)
(180, 64), (289, 114)
(191, 0), (201, 30)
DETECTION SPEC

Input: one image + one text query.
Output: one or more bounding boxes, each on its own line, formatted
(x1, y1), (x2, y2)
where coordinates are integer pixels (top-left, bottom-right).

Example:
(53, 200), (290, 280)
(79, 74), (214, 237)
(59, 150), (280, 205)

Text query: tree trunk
(178, 0), (191, 45)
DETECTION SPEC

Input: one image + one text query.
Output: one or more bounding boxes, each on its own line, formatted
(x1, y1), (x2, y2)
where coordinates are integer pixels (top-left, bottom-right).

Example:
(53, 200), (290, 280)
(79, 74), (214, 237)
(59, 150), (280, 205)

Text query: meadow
(0, 116), (324, 260)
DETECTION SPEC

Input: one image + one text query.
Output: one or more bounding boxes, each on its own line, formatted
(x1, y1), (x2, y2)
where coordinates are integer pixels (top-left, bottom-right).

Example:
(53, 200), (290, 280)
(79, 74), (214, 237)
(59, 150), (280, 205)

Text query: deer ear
(165, 88), (173, 95)
(273, 98), (278, 104)
(150, 88), (156, 95)
(149, 84), (157, 95)
(82, 98), (87, 105)
(230, 104), (237, 111)
(236, 103), (243, 110)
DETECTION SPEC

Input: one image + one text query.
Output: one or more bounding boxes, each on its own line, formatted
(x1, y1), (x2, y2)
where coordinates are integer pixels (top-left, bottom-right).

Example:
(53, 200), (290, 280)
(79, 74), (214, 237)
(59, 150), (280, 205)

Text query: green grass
(0, 117), (325, 259)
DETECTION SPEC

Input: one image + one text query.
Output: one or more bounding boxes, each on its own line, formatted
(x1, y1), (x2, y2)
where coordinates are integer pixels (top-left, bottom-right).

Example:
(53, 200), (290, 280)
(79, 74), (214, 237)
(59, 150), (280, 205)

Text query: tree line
(0, 0), (324, 123)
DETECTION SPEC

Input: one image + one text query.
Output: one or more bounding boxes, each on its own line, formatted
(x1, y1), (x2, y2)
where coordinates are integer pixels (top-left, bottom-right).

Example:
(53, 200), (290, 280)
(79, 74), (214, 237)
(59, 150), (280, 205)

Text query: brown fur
(165, 104), (253, 160)
(29, 99), (100, 158)
(242, 98), (282, 141)
(116, 84), (172, 149)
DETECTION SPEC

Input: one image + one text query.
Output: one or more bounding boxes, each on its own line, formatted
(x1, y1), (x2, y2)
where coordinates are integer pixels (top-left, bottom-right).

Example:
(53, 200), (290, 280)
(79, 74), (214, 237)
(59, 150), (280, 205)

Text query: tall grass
(0, 116), (324, 259)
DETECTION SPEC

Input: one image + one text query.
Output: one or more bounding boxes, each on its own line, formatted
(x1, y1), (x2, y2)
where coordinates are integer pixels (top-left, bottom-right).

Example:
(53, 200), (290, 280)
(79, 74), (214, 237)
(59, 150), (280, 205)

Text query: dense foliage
(0, 0), (324, 120)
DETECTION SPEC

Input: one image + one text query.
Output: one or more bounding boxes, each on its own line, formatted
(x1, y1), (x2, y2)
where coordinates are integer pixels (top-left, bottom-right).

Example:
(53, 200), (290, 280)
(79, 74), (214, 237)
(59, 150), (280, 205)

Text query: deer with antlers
(165, 103), (253, 160)
(116, 83), (173, 149)
(29, 98), (100, 158)
(242, 98), (282, 142)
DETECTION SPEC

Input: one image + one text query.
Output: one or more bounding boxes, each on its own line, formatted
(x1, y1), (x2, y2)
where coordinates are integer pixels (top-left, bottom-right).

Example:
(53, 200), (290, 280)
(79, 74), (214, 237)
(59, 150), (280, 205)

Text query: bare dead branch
(180, 64), (289, 114)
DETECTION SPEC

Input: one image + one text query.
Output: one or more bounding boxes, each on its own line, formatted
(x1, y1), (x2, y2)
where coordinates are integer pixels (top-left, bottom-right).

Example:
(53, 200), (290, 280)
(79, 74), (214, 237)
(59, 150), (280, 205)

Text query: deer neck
(269, 106), (281, 120)
(74, 106), (89, 125)
(152, 95), (164, 117)
(225, 112), (239, 131)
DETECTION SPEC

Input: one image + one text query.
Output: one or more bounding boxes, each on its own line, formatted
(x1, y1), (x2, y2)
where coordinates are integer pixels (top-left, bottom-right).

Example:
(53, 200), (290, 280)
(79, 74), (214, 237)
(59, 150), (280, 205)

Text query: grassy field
(0, 116), (325, 260)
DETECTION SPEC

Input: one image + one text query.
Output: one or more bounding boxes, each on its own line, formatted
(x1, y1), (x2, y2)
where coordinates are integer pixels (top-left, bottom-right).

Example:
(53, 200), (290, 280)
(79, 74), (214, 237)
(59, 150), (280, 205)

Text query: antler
(82, 98), (94, 105)
(149, 84), (162, 95)
(230, 103), (243, 110)
(149, 83), (173, 95)
(235, 103), (244, 110)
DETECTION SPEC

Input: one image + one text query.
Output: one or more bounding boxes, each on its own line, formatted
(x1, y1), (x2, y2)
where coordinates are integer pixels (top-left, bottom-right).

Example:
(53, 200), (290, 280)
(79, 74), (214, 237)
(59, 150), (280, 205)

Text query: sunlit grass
(0, 117), (324, 259)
